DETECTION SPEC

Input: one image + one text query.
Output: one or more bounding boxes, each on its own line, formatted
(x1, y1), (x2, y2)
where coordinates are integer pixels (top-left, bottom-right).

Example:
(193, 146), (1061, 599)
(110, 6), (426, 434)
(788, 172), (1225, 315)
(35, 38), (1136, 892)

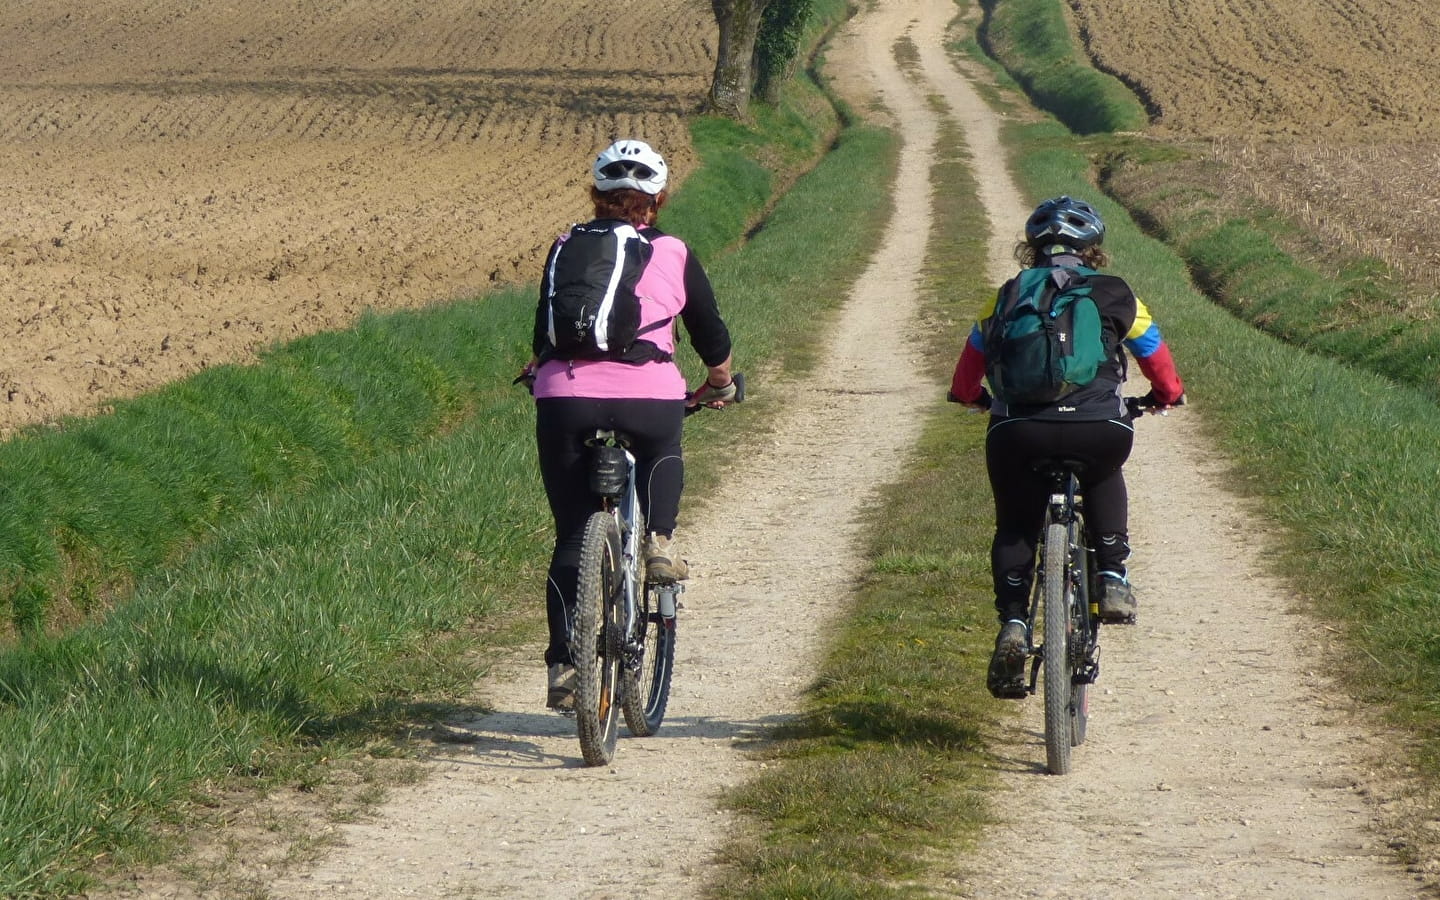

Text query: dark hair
(1014, 240), (1110, 269)
(590, 186), (667, 226)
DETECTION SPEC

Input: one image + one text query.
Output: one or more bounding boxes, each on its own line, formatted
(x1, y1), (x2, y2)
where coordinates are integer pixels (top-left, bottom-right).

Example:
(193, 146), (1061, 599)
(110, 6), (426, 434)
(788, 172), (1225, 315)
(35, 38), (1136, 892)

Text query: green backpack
(983, 265), (1107, 406)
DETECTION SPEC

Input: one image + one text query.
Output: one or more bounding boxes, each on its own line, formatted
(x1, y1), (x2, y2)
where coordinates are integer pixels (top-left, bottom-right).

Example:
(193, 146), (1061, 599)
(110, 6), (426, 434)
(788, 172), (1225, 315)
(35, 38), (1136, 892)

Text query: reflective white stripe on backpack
(543, 234), (566, 350)
(592, 223), (640, 351)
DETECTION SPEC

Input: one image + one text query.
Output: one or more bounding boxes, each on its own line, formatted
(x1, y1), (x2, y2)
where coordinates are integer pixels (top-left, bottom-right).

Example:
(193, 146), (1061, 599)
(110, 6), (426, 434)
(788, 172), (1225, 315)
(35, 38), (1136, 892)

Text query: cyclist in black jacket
(948, 197), (1186, 698)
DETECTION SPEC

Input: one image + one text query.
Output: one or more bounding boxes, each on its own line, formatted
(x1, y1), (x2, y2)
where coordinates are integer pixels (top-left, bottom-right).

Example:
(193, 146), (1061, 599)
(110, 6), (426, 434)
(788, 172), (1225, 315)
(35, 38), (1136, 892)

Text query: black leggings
(535, 397), (685, 665)
(985, 417), (1134, 621)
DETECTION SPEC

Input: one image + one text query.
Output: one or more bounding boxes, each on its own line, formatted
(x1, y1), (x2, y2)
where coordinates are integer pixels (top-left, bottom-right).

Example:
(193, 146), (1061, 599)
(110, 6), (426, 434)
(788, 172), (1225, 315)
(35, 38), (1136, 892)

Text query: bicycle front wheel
(574, 511), (624, 766)
(1041, 520), (1073, 775)
(621, 582), (677, 736)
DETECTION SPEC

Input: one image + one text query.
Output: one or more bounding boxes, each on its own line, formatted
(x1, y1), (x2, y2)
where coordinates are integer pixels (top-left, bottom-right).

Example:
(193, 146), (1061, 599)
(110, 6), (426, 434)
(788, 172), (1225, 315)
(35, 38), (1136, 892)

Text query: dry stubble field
(0, 0), (712, 432)
(1068, 0), (1440, 286)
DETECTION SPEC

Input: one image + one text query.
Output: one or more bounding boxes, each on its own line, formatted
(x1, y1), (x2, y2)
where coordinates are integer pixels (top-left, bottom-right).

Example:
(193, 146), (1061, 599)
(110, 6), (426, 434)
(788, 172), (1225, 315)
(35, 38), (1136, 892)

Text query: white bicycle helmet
(593, 140), (668, 195)
(1025, 195), (1106, 249)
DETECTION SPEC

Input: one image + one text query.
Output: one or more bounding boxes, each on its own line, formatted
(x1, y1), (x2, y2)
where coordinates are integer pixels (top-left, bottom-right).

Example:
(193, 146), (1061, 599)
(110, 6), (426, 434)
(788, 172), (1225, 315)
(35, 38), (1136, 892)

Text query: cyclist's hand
(512, 362), (536, 394)
(688, 378), (738, 408)
(1142, 389), (1185, 412)
(947, 387), (992, 411)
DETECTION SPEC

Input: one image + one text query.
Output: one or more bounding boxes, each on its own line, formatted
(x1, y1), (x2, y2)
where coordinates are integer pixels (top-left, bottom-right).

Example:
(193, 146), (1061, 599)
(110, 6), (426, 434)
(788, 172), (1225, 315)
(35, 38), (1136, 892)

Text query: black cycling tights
(535, 397), (685, 665)
(985, 417), (1134, 621)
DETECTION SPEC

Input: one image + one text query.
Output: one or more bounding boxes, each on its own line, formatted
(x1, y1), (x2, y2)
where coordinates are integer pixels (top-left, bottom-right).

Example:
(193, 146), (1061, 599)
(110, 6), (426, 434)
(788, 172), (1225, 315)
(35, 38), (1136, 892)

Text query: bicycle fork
(1069, 527), (1102, 687)
(1025, 489), (1103, 692)
(614, 456), (680, 677)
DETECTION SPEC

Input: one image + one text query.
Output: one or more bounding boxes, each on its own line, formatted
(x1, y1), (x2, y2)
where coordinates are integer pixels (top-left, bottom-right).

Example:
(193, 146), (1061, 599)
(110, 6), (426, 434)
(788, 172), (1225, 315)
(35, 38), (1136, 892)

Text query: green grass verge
(0, 317), (476, 635)
(977, 0), (1146, 134)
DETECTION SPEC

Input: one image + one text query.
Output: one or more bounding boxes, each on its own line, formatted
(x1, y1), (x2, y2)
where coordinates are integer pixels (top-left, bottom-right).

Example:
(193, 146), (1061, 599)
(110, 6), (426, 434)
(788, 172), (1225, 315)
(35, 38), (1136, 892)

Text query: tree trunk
(708, 0), (772, 119)
(754, 0), (813, 105)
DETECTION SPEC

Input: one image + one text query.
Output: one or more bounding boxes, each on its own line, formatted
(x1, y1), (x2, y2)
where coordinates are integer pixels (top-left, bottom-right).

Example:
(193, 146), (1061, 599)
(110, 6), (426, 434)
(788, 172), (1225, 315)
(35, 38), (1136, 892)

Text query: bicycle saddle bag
(589, 445), (629, 498)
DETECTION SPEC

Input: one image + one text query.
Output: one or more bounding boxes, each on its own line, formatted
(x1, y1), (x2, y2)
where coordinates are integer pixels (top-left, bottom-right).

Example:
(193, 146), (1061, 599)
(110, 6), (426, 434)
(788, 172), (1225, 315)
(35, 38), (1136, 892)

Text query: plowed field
(1068, 0), (1440, 284)
(0, 0), (712, 431)
(1068, 0), (1440, 140)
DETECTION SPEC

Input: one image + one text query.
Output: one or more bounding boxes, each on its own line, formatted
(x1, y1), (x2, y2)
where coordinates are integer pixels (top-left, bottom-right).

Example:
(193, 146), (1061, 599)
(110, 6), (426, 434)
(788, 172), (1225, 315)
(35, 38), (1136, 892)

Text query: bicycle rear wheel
(1041, 520), (1073, 775)
(621, 582), (677, 736)
(574, 511), (624, 766)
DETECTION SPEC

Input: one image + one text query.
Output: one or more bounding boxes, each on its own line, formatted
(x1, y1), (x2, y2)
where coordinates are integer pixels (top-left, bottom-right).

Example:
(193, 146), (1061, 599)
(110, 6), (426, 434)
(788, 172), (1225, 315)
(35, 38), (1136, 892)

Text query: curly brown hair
(1014, 240), (1109, 269)
(590, 186), (668, 227)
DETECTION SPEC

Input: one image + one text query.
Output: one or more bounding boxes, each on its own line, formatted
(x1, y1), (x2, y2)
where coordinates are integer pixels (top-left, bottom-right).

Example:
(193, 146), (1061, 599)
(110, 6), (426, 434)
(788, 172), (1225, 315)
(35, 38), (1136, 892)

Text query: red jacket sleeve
(1134, 341), (1185, 404)
(949, 335), (987, 403)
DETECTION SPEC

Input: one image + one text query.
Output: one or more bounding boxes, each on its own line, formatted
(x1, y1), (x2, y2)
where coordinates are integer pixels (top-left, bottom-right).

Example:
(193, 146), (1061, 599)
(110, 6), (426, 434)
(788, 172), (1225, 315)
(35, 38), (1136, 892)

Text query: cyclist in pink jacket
(521, 140), (735, 709)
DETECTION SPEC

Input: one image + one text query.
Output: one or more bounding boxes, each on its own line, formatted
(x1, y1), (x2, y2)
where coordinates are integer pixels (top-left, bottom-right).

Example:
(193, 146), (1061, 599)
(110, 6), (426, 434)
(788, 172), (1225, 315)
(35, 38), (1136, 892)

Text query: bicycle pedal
(987, 680), (1029, 700)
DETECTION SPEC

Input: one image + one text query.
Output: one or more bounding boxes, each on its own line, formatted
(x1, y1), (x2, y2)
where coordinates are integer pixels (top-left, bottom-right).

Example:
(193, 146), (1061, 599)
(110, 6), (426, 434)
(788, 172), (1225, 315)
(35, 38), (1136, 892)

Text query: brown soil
(1067, 0), (1440, 288)
(1067, 0), (1440, 141)
(0, 0), (711, 433)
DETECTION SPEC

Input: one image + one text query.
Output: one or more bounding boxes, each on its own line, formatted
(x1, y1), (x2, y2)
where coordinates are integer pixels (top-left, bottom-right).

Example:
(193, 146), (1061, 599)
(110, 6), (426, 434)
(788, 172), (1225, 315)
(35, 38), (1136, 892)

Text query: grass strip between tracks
(711, 94), (1005, 896)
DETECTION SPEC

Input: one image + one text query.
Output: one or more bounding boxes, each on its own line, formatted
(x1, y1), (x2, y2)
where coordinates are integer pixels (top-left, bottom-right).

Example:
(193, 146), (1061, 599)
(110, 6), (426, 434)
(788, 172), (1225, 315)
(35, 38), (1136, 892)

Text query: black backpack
(983, 265), (1108, 405)
(539, 219), (672, 364)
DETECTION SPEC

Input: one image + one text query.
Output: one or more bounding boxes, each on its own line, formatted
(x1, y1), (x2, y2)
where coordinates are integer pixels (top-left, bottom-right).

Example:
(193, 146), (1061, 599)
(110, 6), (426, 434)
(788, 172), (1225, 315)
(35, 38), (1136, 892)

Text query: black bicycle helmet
(1024, 196), (1106, 250)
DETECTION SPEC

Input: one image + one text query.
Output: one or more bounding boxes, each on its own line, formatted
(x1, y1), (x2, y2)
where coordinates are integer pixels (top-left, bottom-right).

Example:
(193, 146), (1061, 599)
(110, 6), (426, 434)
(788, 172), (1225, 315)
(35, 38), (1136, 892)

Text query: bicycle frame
(1053, 470), (1099, 684)
(590, 432), (645, 648)
(533, 373), (742, 765)
(588, 429), (682, 672)
(1021, 463), (1101, 774)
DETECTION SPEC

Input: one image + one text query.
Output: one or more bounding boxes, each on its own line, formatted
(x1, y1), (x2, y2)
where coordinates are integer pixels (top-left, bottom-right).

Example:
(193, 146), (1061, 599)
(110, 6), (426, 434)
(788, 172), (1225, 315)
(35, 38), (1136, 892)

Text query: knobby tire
(574, 512), (623, 766)
(1042, 520), (1072, 775)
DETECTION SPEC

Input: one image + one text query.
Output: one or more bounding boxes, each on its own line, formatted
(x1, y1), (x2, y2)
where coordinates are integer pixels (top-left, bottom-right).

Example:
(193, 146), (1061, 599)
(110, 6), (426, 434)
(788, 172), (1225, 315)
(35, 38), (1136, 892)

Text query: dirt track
(144, 2), (1428, 898)
(0, 0), (710, 432)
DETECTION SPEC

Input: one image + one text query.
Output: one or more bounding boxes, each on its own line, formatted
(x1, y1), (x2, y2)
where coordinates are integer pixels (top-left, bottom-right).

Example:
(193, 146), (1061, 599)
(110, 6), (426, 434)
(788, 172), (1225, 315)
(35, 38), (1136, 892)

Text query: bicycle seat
(1033, 457), (1087, 479)
(584, 428), (632, 449)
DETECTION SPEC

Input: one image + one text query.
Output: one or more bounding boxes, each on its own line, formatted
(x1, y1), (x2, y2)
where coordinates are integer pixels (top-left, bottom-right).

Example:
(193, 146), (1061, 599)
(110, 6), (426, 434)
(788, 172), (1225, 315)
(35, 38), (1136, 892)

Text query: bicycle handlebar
(1125, 391), (1186, 419)
(947, 388), (1184, 419)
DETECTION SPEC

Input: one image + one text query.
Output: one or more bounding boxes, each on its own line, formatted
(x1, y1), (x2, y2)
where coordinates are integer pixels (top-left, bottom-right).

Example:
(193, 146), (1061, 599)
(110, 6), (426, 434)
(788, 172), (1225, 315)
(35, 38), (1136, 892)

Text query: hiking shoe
(986, 620), (1030, 699)
(546, 663), (576, 711)
(1097, 573), (1137, 624)
(644, 532), (689, 583)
